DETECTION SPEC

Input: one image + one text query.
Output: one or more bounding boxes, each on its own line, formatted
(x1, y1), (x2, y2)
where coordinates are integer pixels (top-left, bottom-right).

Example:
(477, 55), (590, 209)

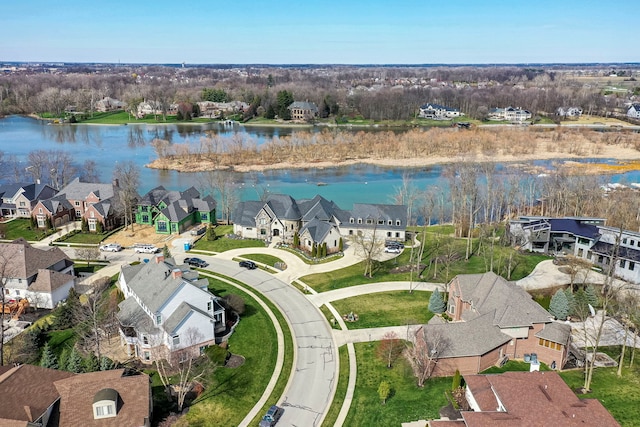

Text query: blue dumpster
(184, 242), (191, 251)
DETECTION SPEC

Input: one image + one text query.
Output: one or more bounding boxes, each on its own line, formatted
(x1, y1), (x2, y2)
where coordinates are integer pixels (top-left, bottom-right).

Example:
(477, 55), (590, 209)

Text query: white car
(134, 244), (159, 254)
(384, 246), (401, 254)
(100, 243), (122, 252)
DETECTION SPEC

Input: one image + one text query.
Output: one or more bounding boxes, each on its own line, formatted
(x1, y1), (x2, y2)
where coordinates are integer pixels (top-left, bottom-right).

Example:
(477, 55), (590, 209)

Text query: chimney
(155, 254), (165, 264)
(171, 269), (182, 280)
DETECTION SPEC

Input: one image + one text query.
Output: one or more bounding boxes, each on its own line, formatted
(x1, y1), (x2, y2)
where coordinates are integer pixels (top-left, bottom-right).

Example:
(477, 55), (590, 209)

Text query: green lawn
(192, 225), (266, 252)
(322, 344), (350, 426)
(301, 231), (550, 293)
(330, 291), (434, 330)
(240, 253), (284, 267)
(47, 329), (76, 355)
(1, 218), (55, 241)
(73, 110), (213, 125)
(559, 346), (640, 427)
(345, 342), (451, 426)
(58, 231), (107, 244)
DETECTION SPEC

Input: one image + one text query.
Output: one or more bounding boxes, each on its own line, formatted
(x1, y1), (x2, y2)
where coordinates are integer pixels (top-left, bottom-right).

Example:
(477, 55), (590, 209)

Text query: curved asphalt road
(205, 258), (337, 427)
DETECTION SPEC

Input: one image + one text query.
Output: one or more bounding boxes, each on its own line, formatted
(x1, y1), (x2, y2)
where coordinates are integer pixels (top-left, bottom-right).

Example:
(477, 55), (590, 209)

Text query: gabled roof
(454, 272), (551, 328)
(0, 240), (71, 280)
(119, 260), (188, 313)
(56, 177), (115, 201)
(535, 322), (571, 345)
(138, 185), (168, 206)
(288, 101), (318, 112)
(299, 218), (333, 243)
(420, 103), (459, 112)
(299, 195), (342, 222)
(462, 371), (619, 426)
(0, 364), (74, 424)
(54, 369), (151, 427)
(346, 203), (408, 228)
(30, 269), (74, 292)
(232, 200), (265, 226)
(0, 182), (56, 203)
(418, 312), (511, 358)
(164, 301), (213, 335)
(38, 194), (74, 214)
(264, 194), (301, 220)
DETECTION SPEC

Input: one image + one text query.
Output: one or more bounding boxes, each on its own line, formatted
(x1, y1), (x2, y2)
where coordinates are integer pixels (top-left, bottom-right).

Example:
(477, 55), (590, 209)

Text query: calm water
(1, 115), (639, 209)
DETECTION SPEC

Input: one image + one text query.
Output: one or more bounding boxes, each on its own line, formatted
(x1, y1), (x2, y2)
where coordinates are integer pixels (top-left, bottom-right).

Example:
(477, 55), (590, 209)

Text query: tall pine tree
(429, 289), (446, 314)
(40, 342), (58, 370)
(549, 289), (569, 320)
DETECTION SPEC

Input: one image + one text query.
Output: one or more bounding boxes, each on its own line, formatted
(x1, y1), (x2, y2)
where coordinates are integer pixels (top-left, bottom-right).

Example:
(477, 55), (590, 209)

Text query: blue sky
(1, 0), (636, 64)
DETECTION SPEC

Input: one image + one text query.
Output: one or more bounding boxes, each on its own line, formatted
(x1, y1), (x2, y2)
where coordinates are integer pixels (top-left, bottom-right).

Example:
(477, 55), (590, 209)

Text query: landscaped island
(146, 127), (640, 174)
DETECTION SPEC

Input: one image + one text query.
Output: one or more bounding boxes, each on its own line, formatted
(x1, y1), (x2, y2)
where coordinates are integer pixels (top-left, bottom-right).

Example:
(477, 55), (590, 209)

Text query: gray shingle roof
(535, 322), (571, 345)
(288, 101), (318, 112)
(56, 177), (115, 201)
(455, 272), (551, 328)
(163, 301), (213, 335)
(419, 312), (511, 358)
(232, 200), (265, 226)
(40, 194), (73, 213)
(299, 218), (332, 242)
(120, 260), (186, 313)
(346, 203), (407, 229)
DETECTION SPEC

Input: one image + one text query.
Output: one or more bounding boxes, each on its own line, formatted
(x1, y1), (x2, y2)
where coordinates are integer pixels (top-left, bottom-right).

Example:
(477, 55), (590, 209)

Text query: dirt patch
(102, 225), (177, 248)
(225, 354), (245, 368)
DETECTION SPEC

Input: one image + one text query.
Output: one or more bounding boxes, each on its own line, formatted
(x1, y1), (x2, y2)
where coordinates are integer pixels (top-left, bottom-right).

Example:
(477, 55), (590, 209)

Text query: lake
(1, 115), (639, 210)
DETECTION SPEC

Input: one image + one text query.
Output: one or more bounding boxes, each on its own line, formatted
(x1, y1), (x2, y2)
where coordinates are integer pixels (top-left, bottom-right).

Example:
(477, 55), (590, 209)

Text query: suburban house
(418, 103), (462, 120)
(416, 272), (570, 377)
(627, 103), (640, 119)
(94, 96), (125, 112)
(429, 371), (619, 426)
(556, 106), (583, 118)
(0, 182), (57, 219)
(488, 107), (532, 122)
(116, 254), (227, 362)
(0, 364), (151, 427)
(135, 186), (216, 234)
(47, 177), (122, 232)
(32, 195), (75, 228)
(196, 100), (249, 118)
(0, 238), (75, 309)
(137, 100), (179, 117)
(232, 194), (407, 252)
(509, 216), (640, 284)
(288, 101), (318, 121)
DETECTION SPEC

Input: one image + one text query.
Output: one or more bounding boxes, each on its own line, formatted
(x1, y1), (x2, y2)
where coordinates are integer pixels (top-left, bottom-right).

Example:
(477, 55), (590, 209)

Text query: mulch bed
(225, 354), (245, 368)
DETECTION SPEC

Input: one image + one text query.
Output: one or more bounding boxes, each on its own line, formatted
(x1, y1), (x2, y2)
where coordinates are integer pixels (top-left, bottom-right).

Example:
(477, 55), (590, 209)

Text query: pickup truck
(133, 244), (159, 254)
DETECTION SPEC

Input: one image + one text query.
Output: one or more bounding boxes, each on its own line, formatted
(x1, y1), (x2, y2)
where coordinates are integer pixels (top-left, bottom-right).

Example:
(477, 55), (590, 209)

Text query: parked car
(259, 405), (283, 427)
(384, 245), (401, 254)
(385, 240), (404, 249)
(99, 243), (122, 252)
(134, 244), (159, 254)
(239, 260), (257, 270)
(184, 257), (209, 268)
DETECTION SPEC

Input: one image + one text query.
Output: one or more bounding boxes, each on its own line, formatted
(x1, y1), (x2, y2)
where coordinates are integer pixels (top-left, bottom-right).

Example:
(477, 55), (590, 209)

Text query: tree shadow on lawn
(192, 367), (253, 404)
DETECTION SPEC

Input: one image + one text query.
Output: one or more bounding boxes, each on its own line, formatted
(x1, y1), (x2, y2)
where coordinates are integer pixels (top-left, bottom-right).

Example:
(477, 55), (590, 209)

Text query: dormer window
(350, 218), (354, 224)
(357, 218), (362, 224)
(93, 388), (118, 419)
(388, 220), (392, 225)
(396, 220), (401, 226)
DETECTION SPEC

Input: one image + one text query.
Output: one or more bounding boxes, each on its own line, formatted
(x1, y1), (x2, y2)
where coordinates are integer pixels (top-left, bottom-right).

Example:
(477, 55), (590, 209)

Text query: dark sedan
(184, 257), (209, 268)
(239, 260), (257, 269)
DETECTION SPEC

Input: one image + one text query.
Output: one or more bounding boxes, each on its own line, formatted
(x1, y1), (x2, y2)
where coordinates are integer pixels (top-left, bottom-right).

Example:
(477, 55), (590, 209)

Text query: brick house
(417, 272), (570, 377)
(0, 182), (57, 219)
(429, 371), (619, 426)
(287, 101), (318, 121)
(32, 194), (75, 228)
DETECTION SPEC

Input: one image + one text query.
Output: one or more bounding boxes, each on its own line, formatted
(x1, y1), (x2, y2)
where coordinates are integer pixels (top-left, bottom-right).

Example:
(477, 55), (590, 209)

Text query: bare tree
(74, 277), (111, 360)
(392, 173), (418, 226)
(76, 247), (101, 266)
(197, 170), (240, 225)
(376, 331), (403, 368)
(351, 219), (384, 278)
(0, 253), (10, 366)
(405, 327), (450, 387)
(113, 161), (140, 231)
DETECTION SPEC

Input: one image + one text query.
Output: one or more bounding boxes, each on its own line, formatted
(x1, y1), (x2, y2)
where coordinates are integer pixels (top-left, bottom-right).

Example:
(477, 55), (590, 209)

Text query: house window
(207, 301), (212, 311)
(539, 338), (561, 350)
(448, 303), (455, 315)
(260, 229), (267, 235)
(95, 404), (115, 418)
(630, 262), (635, 271)
(88, 219), (97, 231)
(19, 201), (25, 207)
(366, 219), (373, 224)
(357, 219), (362, 224)
(378, 219), (384, 225)
(350, 218), (354, 224)
(621, 260), (626, 268)
(142, 214), (149, 223)
(75, 201), (80, 206)
(157, 221), (168, 232)
(631, 240), (635, 246)
(39, 208), (43, 213)
(143, 351), (151, 361)
(156, 314), (162, 325)
(143, 335), (149, 345)
(141, 206), (148, 212)
(201, 213), (208, 221)
(396, 220), (401, 226)
(387, 232), (391, 237)
(349, 230), (353, 235)
(173, 335), (180, 346)
(395, 232), (400, 238)
(388, 220), (392, 225)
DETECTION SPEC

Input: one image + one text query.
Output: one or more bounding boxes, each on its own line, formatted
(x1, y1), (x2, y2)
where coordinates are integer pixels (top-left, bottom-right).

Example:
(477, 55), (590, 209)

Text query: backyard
(1, 218), (56, 241)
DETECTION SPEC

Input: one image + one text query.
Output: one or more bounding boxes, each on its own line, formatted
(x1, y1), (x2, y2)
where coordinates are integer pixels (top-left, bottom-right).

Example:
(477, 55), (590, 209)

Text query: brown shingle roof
(0, 240), (71, 280)
(29, 269), (75, 292)
(461, 371), (620, 427)
(0, 365), (74, 423)
(54, 369), (151, 427)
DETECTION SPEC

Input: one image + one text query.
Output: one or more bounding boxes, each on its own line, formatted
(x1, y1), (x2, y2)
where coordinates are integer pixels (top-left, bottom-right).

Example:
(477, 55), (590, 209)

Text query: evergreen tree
(84, 352), (100, 372)
(549, 289), (569, 320)
(163, 244), (172, 258)
(293, 232), (299, 247)
(585, 285), (599, 307)
(378, 381), (391, 405)
(95, 220), (103, 234)
(66, 348), (84, 373)
(572, 289), (590, 319)
(81, 217), (88, 232)
(276, 90), (294, 120)
(206, 224), (217, 241)
(428, 289), (446, 314)
(40, 343), (58, 370)
(45, 216), (53, 230)
(452, 369), (462, 390)
(52, 288), (81, 330)
(311, 242), (317, 258)
(564, 288), (575, 316)
(30, 215), (38, 229)
(100, 356), (114, 371)
(322, 242), (327, 258)
(339, 237), (344, 252)
(265, 104), (276, 119)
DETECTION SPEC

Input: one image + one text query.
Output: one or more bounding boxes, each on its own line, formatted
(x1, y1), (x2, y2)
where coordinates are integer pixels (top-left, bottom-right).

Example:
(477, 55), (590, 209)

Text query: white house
(0, 239), (75, 309)
(418, 103), (462, 120)
(489, 107), (532, 122)
(556, 107), (583, 118)
(116, 254), (227, 362)
(627, 104), (640, 119)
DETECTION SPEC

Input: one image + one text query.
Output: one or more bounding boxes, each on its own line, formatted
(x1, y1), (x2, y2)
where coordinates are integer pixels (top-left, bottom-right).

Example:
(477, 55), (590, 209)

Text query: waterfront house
(627, 103), (640, 119)
(418, 103), (462, 119)
(288, 101), (318, 121)
(135, 186), (216, 234)
(116, 254), (227, 362)
(0, 182), (57, 219)
(556, 106), (583, 118)
(95, 97), (125, 112)
(232, 194), (407, 251)
(489, 107), (532, 122)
